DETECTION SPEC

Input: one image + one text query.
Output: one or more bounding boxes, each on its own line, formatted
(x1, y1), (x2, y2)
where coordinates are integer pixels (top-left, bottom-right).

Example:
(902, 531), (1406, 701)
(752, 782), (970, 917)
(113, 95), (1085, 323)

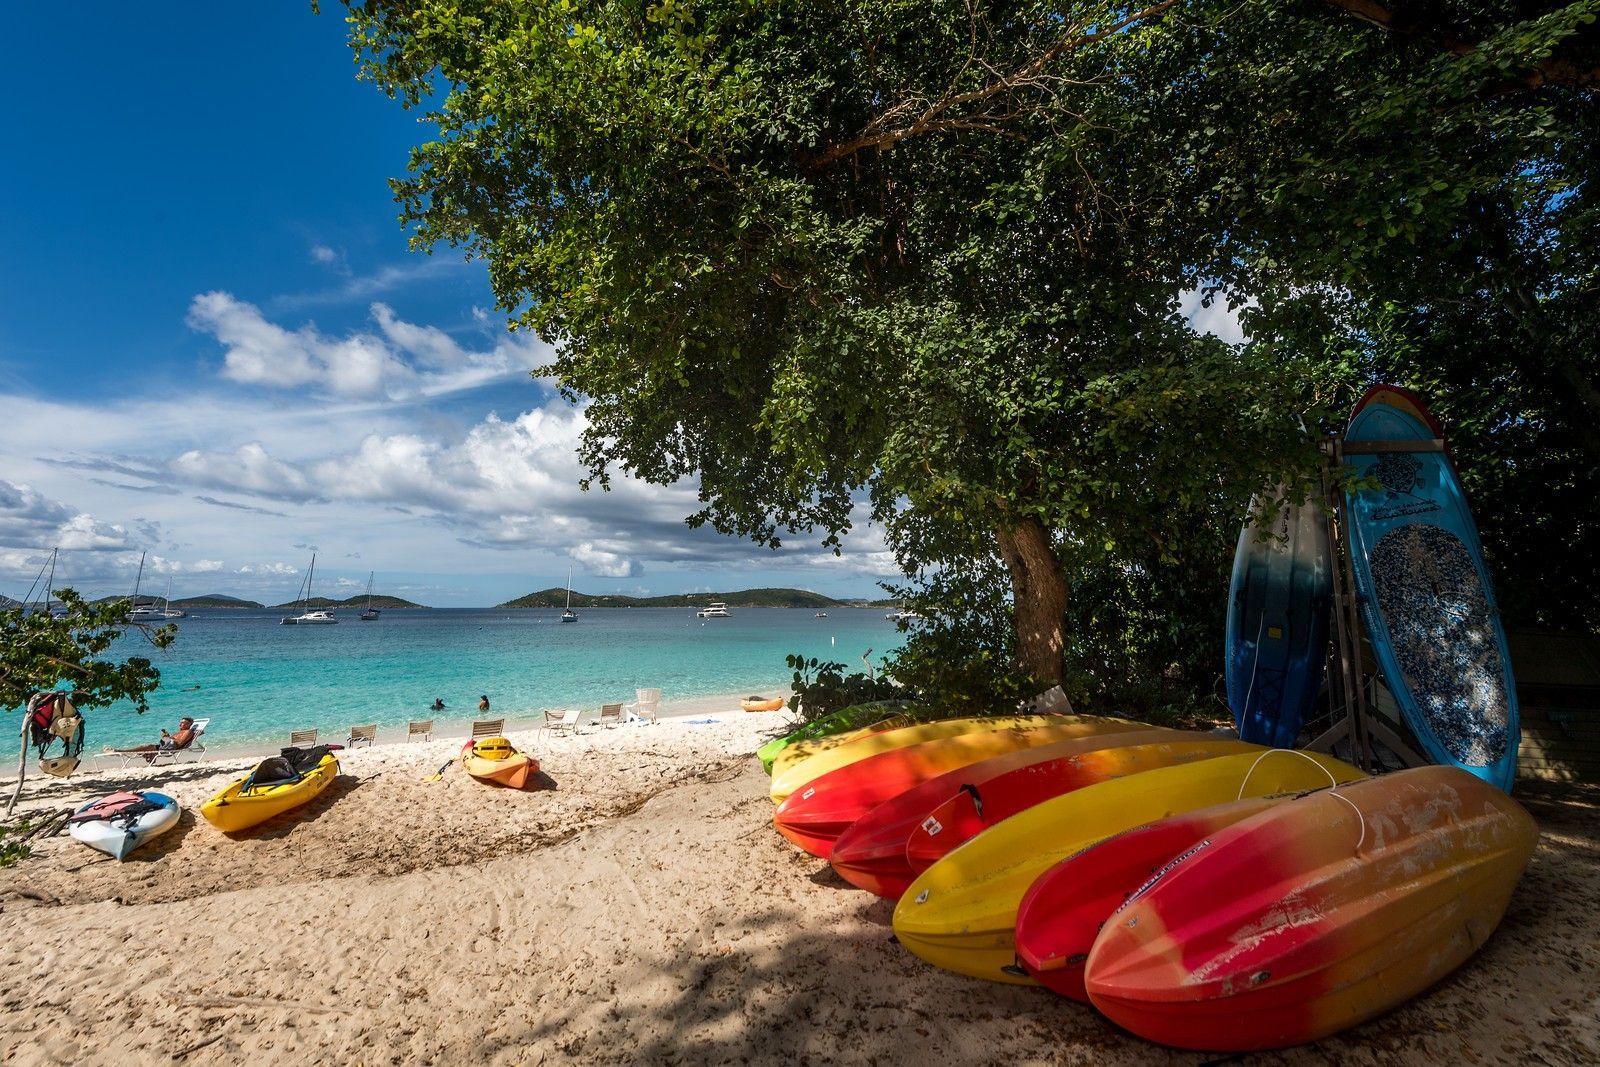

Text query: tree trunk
(995, 517), (1070, 688)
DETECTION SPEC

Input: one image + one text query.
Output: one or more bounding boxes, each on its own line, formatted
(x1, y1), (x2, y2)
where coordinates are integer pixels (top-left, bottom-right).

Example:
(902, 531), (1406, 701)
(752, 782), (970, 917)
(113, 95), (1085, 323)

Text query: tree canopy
(342, 0), (1598, 712)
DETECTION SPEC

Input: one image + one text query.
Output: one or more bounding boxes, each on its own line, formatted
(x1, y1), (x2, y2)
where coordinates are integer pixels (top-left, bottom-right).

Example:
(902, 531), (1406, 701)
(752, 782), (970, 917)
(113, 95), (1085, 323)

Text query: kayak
(741, 697), (785, 713)
(460, 736), (543, 789)
(1085, 766), (1537, 1051)
(774, 718), (1163, 859)
(769, 714), (1134, 805)
(827, 729), (1194, 899)
(68, 791), (180, 860)
(763, 705), (922, 781)
(754, 702), (919, 774)
(1013, 795), (1290, 1000)
(892, 750), (1364, 984)
(201, 746), (340, 833)
(902, 736), (1264, 875)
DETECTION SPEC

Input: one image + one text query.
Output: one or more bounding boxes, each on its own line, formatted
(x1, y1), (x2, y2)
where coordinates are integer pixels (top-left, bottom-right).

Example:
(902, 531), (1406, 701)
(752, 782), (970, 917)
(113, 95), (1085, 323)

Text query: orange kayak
(1085, 766), (1537, 1050)
(902, 737), (1263, 875)
(773, 716), (1148, 857)
(460, 738), (543, 790)
(829, 728), (1191, 898)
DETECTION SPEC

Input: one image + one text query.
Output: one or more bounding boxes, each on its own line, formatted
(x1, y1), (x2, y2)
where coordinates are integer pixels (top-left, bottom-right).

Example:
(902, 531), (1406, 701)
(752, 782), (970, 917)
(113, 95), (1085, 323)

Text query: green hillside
(269, 595), (427, 609)
(500, 587), (840, 610)
(170, 594), (265, 609)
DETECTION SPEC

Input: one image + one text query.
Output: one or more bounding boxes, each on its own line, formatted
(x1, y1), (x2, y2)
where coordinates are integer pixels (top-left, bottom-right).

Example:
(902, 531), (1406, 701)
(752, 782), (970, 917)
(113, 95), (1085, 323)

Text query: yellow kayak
(201, 748), (340, 833)
(765, 716), (914, 780)
(892, 750), (1365, 984)
(769, 714), (1139, 805)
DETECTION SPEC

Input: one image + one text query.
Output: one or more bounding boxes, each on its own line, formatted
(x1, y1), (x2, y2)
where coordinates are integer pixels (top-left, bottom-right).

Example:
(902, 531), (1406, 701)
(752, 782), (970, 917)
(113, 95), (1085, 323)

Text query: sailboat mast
(566, 565), (572, 611)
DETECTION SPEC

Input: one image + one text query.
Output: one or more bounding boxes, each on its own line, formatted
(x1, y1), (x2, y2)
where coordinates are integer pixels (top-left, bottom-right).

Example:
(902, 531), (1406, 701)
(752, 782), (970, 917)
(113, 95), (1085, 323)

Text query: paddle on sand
(424, 756), (455, 783)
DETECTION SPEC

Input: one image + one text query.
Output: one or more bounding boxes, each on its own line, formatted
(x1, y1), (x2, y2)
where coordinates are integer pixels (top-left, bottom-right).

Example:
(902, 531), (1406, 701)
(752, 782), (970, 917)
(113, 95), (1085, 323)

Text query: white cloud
(1179, 287), (1253, 346)
(187, 293), (552, 401)
(570, 542), (644, 578)
(237, 562), (299, 577)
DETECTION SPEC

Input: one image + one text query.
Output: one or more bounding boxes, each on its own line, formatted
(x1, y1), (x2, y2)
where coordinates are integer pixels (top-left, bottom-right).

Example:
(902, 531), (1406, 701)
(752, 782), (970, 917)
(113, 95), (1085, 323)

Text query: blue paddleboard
(1226, 493), (1333, 747)
(1343, 385), (1519, 792)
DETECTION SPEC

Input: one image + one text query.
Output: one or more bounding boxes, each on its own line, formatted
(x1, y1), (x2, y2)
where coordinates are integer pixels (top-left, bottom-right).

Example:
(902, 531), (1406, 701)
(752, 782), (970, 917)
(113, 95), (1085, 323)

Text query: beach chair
(108, 717), (211, 768)
(540, 708), (581, 739)
(596, 702), (624, 729)
(471, 718), (504, 740)
(288, 728), (318, 747)
(407, 719), (433, 742)
(347, 724), (377, 748)
(624, 688), (661, 724)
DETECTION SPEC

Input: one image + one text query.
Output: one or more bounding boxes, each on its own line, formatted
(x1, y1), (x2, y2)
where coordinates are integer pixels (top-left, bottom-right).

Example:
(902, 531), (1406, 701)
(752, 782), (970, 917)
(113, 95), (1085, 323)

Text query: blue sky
(0, 4), (907, 606)
(0, 5), (1242, 608)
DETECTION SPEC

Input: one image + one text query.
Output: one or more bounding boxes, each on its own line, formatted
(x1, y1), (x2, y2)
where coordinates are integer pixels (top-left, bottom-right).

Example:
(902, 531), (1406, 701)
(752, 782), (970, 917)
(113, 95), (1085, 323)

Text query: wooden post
(5, 699), (36, 818)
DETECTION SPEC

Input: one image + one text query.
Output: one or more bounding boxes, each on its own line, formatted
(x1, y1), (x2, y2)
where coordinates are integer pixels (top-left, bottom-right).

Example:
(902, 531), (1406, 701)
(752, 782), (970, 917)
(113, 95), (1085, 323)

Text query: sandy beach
(2, 714), (1596, 1065)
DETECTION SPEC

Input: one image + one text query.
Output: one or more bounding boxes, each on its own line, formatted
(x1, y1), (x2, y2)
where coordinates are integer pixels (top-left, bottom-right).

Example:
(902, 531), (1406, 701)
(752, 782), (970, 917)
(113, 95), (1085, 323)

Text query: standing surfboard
(1343, 385), (1519, 791)
(1226, 492), (1333, 748)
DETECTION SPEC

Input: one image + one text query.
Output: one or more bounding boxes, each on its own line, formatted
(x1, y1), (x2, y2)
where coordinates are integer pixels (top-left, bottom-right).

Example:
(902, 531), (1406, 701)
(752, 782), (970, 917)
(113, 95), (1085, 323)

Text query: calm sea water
(87, 607), (903, 749)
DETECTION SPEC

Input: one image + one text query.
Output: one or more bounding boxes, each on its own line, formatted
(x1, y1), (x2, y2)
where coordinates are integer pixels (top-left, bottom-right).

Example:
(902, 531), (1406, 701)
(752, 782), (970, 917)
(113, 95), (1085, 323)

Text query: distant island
(500, 587), (877, 610)
(170, 594), (265, 609)
(267, 595), (428, 610)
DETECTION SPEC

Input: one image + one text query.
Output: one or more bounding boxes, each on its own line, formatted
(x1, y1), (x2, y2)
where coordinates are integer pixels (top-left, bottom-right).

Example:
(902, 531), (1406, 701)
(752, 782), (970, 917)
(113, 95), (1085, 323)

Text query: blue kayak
(1226, 492), (1333, 748)
(1343, 385), (1519, 792)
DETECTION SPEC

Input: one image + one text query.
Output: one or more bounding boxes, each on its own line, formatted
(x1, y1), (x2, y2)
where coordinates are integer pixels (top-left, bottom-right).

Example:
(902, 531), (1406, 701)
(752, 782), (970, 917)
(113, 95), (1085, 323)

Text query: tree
(3, 589), (174, 814)
(343, 0), (1318, 691)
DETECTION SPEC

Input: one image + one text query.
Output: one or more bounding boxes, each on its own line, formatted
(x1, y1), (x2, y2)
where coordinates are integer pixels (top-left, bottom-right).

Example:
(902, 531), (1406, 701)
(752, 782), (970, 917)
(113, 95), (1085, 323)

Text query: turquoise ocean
(88, 607), (903, 750)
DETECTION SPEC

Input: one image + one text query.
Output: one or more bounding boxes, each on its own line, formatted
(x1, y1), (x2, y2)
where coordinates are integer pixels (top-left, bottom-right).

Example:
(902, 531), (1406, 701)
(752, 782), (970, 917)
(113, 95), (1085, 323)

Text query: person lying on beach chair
(111, 717), (199, 765)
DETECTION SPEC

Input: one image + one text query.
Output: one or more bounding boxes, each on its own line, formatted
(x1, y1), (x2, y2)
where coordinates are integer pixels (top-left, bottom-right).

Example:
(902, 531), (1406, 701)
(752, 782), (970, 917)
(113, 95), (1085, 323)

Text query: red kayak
(772, 717), (1146, 858)
(1012, 795), (1288, 1000)
(902, 737), (1261, 876)
(1084, 766), (1538, 1051)
(827, 728), (1186, 898)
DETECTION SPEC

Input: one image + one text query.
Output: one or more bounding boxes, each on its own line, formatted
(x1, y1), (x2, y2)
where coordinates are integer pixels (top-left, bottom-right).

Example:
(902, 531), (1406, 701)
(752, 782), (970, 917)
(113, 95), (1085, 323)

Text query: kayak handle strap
(1235, 749), (1339, 801)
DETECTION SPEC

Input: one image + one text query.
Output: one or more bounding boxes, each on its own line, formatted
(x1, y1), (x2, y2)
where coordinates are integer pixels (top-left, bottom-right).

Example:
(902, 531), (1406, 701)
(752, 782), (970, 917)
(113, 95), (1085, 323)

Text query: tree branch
(1321, 0), (1600, 88)
(806, 0), (1181, 169)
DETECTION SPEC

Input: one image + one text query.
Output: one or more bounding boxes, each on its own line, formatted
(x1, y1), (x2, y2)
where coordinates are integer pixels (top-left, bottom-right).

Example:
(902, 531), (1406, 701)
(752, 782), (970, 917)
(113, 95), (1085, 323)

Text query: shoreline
(1, 715), (1594, 1064)
(2, 687), (797, 784)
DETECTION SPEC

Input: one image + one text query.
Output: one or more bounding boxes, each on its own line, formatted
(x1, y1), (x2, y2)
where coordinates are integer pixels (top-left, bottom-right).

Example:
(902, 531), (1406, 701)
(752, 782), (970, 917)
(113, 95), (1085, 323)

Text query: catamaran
(696, 601), (730, 619)
(127, 553), (161, 621)
(280, 553), (337, 625)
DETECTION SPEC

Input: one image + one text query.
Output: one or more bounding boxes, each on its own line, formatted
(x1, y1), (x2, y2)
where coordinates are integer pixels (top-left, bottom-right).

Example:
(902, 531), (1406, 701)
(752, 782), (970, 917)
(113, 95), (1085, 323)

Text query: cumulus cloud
(0, 479), (130, 555)
(237, 562), (298, 577)
(187, 292), (552, 401)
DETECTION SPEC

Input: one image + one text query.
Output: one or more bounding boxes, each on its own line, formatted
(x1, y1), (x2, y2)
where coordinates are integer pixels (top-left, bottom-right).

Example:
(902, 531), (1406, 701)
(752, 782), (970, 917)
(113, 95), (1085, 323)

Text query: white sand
(1, 716), (1596, 1065)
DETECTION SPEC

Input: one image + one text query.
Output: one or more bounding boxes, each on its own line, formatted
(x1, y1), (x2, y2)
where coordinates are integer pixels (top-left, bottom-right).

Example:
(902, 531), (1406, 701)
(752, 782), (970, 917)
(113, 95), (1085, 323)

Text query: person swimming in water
(430, 698), (445, 711)
(478, 695), (490, 712)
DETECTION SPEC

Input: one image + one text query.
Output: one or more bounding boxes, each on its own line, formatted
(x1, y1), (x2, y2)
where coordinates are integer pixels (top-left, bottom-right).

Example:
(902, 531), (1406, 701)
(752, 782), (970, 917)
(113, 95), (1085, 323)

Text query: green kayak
(755, 701), (918, 773)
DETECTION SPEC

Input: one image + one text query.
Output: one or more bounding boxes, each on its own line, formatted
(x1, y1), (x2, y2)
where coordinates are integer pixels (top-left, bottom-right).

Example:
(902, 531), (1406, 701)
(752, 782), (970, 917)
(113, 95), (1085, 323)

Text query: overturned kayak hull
(1013, 795), (1288, 1000)
(892, 750), (1364, 984)
(1085, 766), (1537, 1051)
(774, 717), (1153, 858)
(902, 737), (1265, 875)
(830, 728), (1188, 898)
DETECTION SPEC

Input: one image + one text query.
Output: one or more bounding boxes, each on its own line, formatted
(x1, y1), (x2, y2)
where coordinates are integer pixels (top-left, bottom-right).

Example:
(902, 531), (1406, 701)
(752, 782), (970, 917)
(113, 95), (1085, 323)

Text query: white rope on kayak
(1236, 749), (1368, 853)
(1329, 789), (1368, 853)
(1235, 748), (1339, 800)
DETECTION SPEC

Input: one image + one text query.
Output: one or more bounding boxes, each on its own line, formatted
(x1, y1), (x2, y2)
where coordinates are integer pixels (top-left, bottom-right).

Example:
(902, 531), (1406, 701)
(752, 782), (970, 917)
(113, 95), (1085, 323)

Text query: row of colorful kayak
(69, 734), (539, 861)
(759, 710), (1538, 1051)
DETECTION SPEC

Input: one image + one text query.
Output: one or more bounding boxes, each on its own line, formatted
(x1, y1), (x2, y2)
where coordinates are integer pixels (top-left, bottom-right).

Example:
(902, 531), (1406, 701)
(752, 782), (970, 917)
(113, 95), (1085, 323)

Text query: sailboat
(360, 572), (380, 621)
(280, 553), (337, 625)
(156, 577), (185, 619)
(127, 552), (161, 621)
(560, 565), (578, 623)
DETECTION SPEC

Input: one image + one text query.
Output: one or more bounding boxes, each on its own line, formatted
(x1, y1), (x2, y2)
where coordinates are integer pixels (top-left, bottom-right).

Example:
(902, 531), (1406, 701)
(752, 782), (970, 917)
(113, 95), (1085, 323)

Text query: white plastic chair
(624, 688), (661, 724)
(540, 708), (582, 739)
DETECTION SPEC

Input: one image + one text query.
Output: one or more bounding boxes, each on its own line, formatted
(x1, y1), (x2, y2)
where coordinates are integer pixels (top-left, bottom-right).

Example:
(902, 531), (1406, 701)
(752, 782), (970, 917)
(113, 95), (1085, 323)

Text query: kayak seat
(249, 757), (301, 789)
